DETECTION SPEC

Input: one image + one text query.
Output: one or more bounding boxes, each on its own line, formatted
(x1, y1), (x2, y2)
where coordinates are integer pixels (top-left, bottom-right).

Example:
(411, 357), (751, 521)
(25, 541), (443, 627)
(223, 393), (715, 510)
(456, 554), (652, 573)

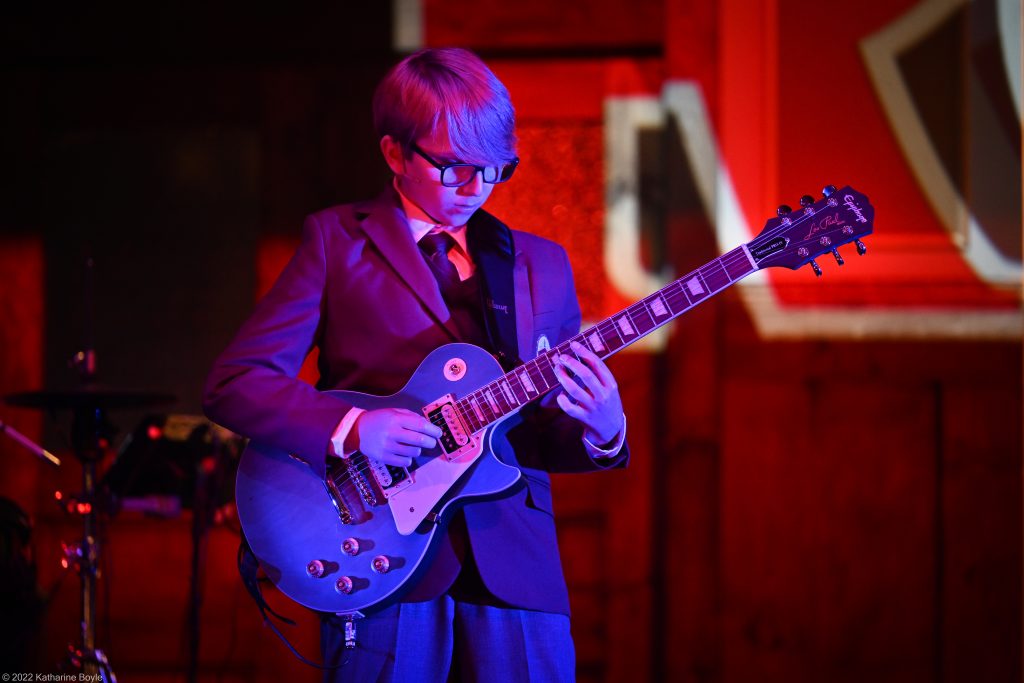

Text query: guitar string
(326, 192), (868, 494)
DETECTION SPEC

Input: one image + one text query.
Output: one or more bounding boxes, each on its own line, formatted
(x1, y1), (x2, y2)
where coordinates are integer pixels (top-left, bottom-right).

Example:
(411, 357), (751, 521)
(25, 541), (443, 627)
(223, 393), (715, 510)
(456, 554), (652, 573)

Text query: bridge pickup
(423, 394), (476, 462)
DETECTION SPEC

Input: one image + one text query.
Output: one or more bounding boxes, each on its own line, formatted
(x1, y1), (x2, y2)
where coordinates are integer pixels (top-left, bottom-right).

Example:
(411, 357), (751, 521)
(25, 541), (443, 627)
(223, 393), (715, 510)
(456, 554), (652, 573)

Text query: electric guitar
(235, 185), (875, 615)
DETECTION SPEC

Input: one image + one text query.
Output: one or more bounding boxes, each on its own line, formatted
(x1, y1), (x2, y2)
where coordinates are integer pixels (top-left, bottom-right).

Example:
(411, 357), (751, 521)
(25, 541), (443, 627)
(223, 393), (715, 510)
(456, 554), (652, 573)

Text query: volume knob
(335, 576), (354, 594)
(371, 555), (391, 574)
(342, 538), (360, 556)
(306, 559), (326, 579)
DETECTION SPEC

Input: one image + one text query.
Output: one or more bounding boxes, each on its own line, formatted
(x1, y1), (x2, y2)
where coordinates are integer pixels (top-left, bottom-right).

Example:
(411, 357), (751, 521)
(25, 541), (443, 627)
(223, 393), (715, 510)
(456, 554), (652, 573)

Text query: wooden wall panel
(721, 378), (939, 682)
(941, 383), (1022, 682)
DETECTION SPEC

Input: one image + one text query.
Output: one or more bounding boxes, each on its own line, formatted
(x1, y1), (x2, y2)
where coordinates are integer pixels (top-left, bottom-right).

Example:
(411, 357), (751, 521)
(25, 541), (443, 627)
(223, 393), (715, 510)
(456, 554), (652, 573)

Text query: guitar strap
(467, 210), (521, 372)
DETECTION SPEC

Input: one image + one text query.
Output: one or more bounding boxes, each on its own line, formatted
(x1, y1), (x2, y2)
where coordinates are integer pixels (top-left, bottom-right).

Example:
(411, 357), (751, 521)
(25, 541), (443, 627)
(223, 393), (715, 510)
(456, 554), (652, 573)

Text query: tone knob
(335, 576), (354, 594)
(371, 555), (391, 574)
(306, 559), (326, 579)
(342, 538), (360, 556)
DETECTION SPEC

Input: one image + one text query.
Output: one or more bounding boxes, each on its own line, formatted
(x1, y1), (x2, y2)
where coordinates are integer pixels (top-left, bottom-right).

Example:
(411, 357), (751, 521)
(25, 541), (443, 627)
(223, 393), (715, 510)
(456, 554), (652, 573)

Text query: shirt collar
(392, 178), (470, 257)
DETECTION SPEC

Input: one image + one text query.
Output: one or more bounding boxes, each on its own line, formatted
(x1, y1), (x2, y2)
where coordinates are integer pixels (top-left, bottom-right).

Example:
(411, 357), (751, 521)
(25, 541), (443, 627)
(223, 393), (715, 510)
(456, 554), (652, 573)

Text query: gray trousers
(321, 596), (575, 682)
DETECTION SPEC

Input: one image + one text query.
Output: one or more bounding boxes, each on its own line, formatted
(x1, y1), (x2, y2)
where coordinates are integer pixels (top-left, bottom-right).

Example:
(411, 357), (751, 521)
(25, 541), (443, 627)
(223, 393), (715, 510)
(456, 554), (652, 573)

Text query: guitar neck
(453, 244), (759, 434)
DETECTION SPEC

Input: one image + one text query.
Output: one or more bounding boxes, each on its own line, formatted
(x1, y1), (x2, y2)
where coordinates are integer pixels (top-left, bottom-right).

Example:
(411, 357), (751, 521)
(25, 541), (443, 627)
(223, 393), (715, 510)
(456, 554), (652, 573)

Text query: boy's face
(382, 129), (498, 227)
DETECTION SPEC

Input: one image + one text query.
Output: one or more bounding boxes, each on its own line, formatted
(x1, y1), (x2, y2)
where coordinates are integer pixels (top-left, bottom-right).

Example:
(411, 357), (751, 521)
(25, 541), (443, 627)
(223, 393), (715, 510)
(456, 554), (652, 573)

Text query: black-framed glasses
(411, 142), (520, 188)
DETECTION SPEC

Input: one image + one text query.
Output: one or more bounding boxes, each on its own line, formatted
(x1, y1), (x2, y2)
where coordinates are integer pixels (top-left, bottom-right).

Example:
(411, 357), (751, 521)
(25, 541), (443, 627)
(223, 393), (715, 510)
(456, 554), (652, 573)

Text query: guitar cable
(235, 540), (354, 669)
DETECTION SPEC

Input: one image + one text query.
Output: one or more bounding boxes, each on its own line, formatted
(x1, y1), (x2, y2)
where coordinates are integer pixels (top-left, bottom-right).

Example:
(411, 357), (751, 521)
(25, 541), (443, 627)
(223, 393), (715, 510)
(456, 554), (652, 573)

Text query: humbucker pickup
(423, 394), (476, 461)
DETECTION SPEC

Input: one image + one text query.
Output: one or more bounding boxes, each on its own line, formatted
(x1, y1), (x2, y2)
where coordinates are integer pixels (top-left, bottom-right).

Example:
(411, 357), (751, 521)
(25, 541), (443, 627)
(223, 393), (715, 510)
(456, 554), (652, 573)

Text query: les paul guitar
(236, 185), (875, 616)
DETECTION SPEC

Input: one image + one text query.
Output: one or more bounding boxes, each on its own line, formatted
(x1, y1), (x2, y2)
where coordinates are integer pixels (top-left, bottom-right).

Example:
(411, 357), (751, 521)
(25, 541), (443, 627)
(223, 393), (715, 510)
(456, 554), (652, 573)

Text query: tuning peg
(800, 195), (815, 207)
(822, 184), (837, 198)
(809, 259), (822, 277)
(777, 204), (792, 217)
(855, 239), (867, 255)
(831, 248), (844, 266)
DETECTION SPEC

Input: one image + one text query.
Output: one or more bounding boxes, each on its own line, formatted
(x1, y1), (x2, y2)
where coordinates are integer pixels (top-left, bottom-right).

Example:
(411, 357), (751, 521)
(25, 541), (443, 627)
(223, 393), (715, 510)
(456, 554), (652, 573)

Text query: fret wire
(580, 327), (606, 358)
(590, 322), (612, 353)
(457, 399), (481, 432)
(655, 290), (676, 317)
(700, 257), (726, 280)
(477, 388), (498, 422)
(672, 285), (693, 311)
(701, 258), (731, 290)
(695, 269), (713, 296)
(466, 401), (483, 431)
(524, 360), (547, 394)
(644, 297), (661, 327)
(618, 308), (640, 341)
(473, 389), (495, 423)
(714, 255), (733, 282)
(514, 364), (536, 398)
(631, 301), (655, 334)
(508, 370), (529, 403)
(493, 374), (512, 411)
(492, 383), (509, 416)
(489, 380), (512, 415)
(636, 299), (653, 326)
(461, 394), (476, 426)
(598, 318), (623, 349)
(537, 352), (559, 388)
(677, 277), (695, 306)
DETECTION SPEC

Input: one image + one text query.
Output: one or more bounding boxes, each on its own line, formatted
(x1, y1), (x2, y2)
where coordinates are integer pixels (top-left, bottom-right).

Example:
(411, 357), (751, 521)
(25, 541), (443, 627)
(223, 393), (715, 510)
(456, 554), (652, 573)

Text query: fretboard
(452, 245), (759, 434)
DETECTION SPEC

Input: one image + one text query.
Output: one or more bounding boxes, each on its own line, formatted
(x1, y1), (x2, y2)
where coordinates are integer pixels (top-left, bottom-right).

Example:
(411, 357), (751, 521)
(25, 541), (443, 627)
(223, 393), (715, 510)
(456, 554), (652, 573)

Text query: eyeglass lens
(441, 163), (516, 187)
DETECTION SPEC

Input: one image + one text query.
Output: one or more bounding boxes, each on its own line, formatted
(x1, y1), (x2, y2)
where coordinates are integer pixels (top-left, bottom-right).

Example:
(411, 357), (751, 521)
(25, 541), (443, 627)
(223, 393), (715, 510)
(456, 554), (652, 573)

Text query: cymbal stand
(66, 403), (117, 683)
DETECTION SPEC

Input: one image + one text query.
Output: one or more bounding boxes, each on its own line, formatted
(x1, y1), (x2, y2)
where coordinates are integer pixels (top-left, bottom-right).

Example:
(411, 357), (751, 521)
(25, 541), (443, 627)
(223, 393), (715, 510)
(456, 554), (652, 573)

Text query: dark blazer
(203, 188), (628, 615)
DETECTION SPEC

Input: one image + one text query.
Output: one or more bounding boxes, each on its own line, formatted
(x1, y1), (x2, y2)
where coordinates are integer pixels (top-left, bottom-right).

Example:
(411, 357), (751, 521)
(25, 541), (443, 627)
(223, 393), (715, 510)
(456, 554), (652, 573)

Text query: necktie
(418, 231), (461, 295)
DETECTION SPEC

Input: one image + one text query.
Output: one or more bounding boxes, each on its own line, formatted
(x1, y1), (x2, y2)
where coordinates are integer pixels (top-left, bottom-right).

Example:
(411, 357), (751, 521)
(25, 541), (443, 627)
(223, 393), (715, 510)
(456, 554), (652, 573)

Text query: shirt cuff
(582, 414), (627, 459)
(329, 407), (365, 459)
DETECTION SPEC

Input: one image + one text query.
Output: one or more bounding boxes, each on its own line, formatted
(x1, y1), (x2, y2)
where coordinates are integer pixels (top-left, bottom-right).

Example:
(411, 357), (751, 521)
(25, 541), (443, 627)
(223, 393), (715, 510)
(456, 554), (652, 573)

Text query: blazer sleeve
(202, 214), (352, 478)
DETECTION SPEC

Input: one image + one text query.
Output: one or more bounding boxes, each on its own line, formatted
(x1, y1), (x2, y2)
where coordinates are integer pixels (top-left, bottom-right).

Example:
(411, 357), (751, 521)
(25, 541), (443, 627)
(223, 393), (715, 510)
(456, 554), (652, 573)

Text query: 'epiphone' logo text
(843, 194), (868, 224)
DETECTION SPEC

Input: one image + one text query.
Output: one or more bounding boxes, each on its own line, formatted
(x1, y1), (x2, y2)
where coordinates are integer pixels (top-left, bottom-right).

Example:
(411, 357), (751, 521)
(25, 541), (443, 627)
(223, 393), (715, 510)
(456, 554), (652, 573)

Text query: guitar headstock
(747, 185), (874, 275)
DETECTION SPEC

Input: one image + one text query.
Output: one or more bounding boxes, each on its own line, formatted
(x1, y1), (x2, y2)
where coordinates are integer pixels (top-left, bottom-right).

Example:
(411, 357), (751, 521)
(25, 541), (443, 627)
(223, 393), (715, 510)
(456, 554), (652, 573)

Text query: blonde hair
(372, 47), (517, 166)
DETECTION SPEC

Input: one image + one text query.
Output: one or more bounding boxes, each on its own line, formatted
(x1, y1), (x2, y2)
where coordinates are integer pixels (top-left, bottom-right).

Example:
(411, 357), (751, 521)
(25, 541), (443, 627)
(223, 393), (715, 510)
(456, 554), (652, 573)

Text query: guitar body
(235, 343), (522, 615)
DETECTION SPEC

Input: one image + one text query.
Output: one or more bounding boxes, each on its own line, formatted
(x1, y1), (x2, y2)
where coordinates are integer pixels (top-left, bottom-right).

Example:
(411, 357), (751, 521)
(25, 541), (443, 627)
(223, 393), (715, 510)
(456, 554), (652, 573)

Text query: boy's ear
(380, 135), (406, 175)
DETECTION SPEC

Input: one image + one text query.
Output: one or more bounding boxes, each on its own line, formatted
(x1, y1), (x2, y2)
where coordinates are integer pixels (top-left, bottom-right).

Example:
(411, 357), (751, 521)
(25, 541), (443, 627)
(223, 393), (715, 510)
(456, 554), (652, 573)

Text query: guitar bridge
(323, 471), (354, 524)
(423, 394), (476, 461)
(345, 457), (377, 506)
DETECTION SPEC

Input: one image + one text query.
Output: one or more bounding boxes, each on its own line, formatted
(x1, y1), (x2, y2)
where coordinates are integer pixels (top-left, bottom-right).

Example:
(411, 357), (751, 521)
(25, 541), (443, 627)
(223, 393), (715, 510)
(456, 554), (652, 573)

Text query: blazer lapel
(355, 189), (457, 338)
